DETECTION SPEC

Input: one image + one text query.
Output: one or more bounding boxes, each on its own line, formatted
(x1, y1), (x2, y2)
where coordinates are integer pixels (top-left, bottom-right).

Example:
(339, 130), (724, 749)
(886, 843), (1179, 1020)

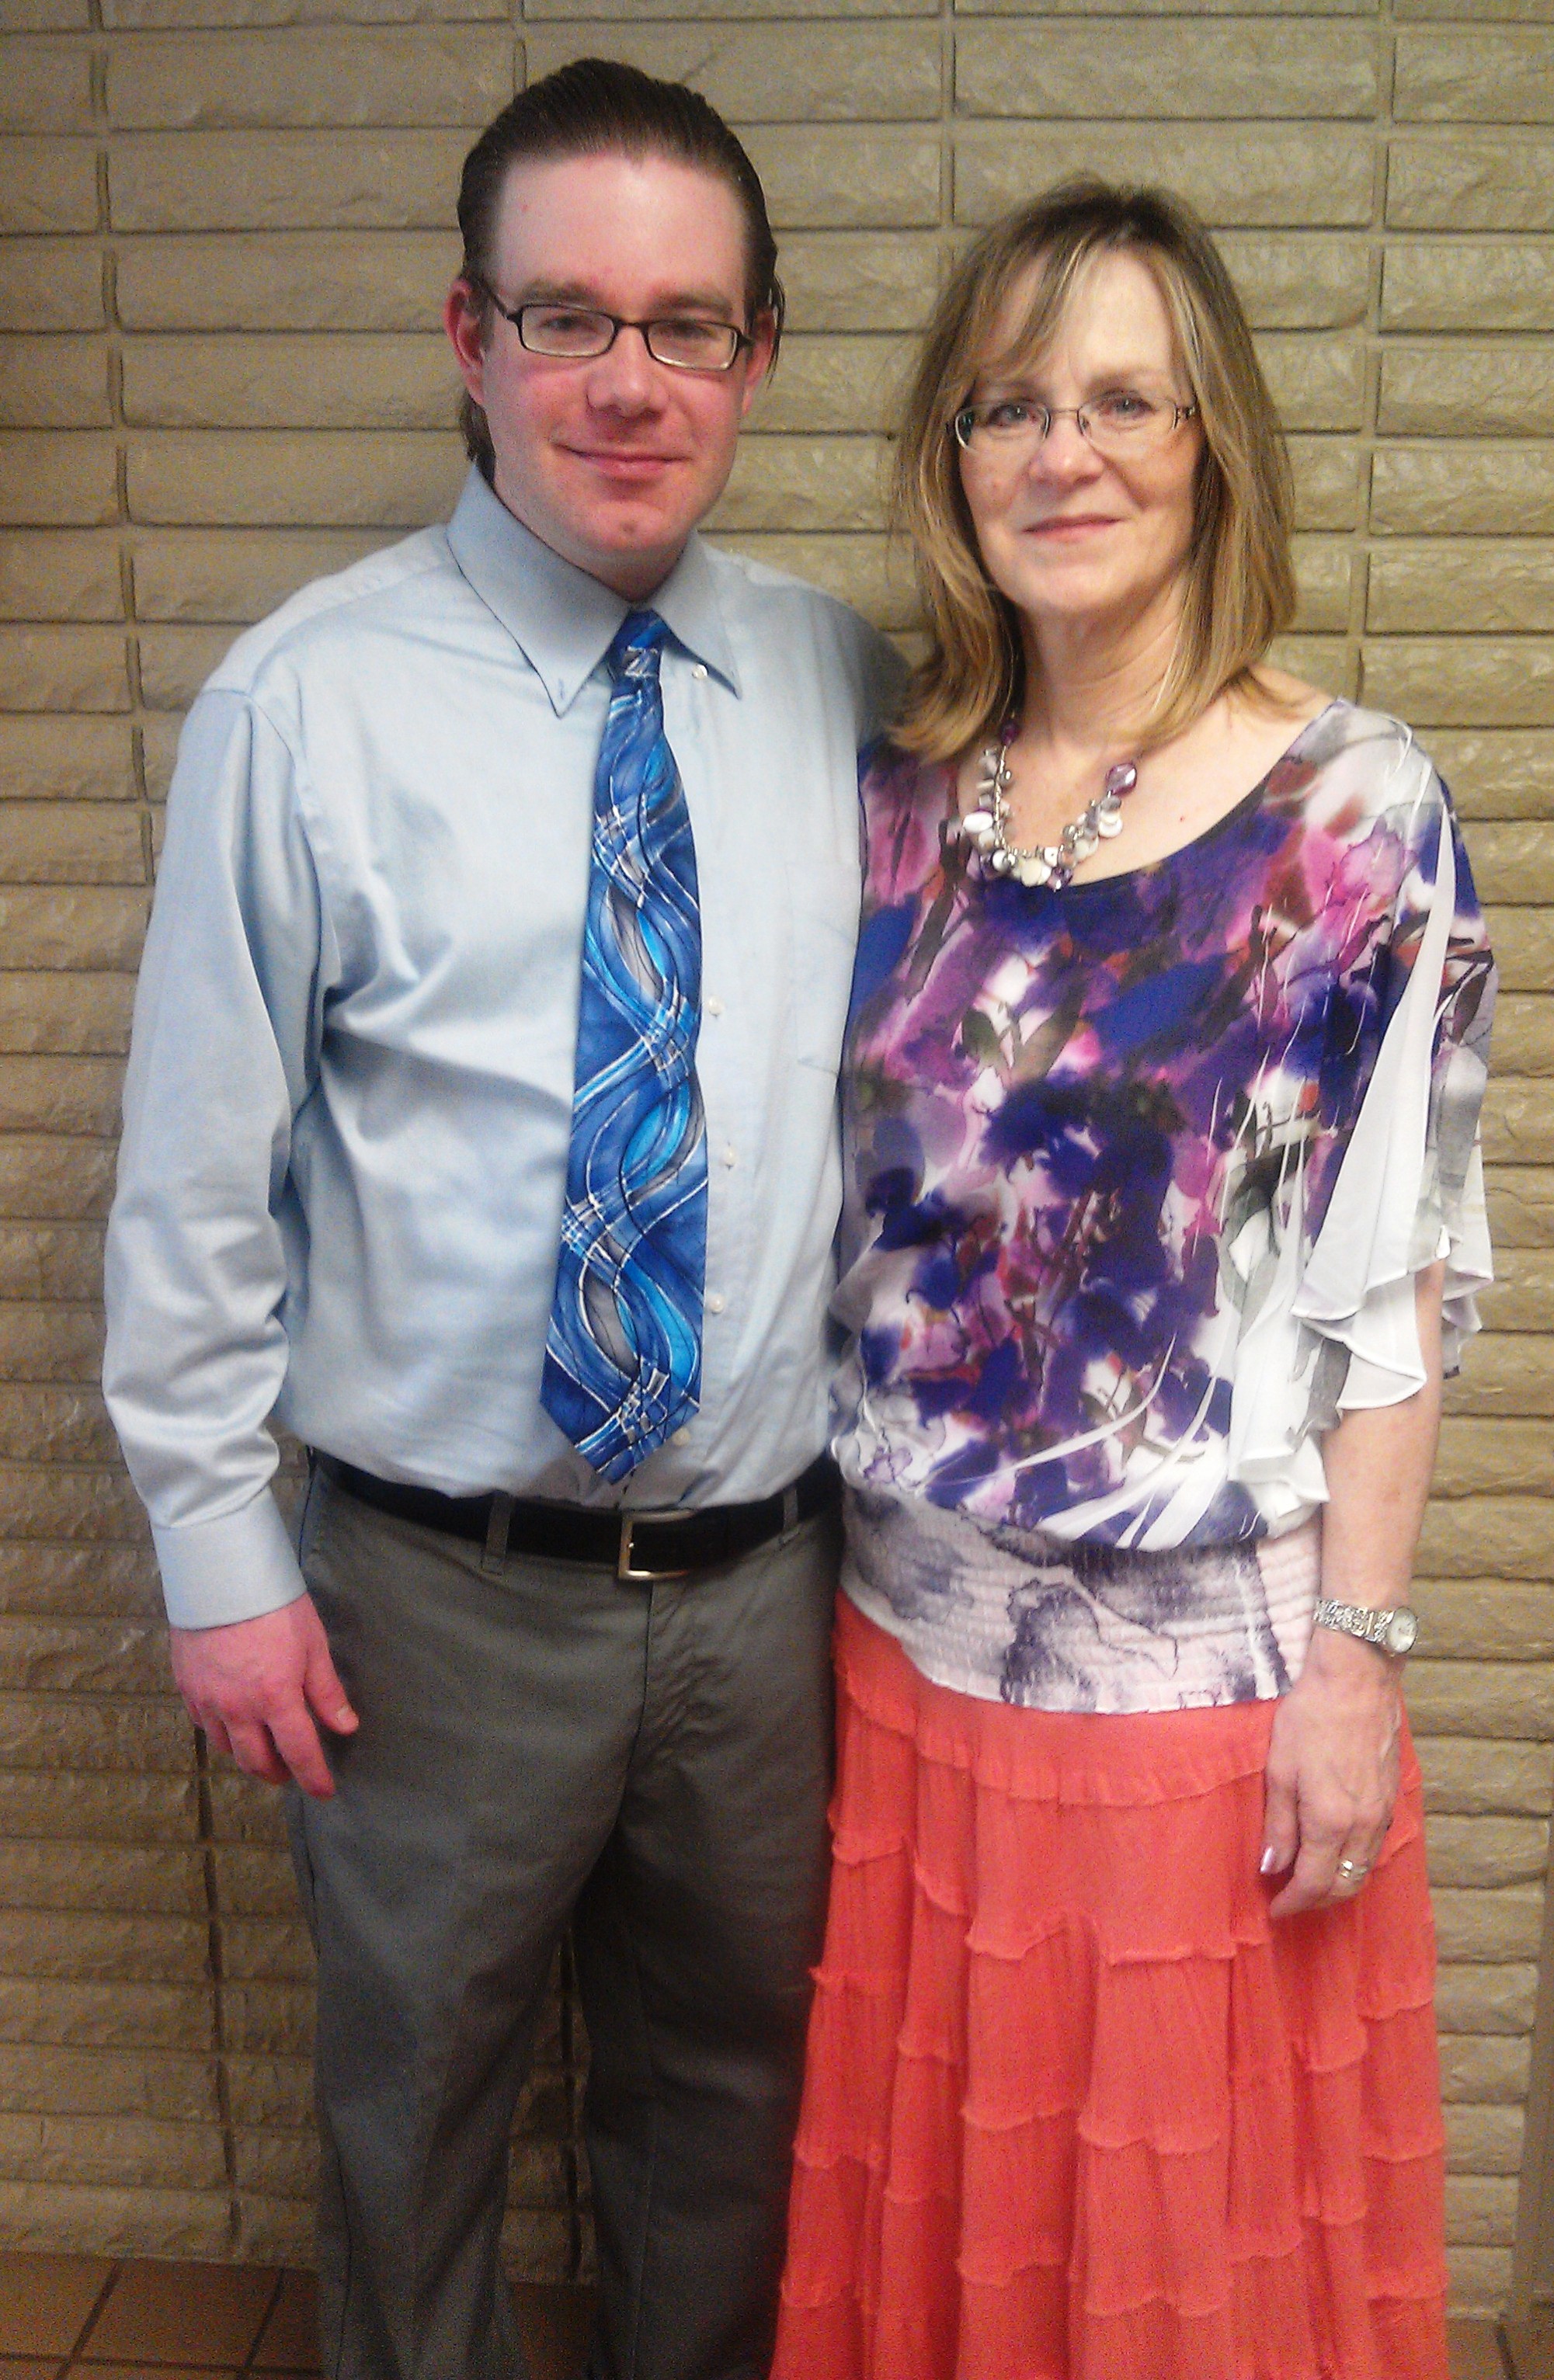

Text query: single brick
(0, 1836), (203, 1916)
(1444, 2174), (1519, 2250)
(1215, 231), (1371, 329)
(0, 717), (137, 801)
(1368, 540), (1554, 634)
(1483, 909), (1554, 993)
(0, 1977), (211, 2053)
(1426, 1813), (1550, 1888)
(1432, 728), (1554, 819)
(954, 123), (1375, 230)
(754, 335), (906, 436)
(1436, 1961), (1542, 2034)
(1444, 1334), (1554, 1417)
(1487, 1166), (1554, 1247)
(1413, 1579), (1554, 1662)
(1408, 1656), (1554, 1738)
(136, 624), (240, 708)
(780, 231), (947, 332)
(1384, 235), (1554, 330)
(524, 21), (941, 123)
(0, 1223), (106, 1301)
(108, 27), (513, 131)
(0, 1690), (188, 1775)
(126, 427), (464, 525)
(115, 228), (457, 329)
(0, 40), (94, 134)
(0, 887), (148, 971)
(0, 531), (122, 622)
(0, 2109), (228, 2193)
(0, 335), (111, 429)
(0, 139), (97, 235)
(1373, 443), (1554, 535)
(1444, 2100), (1524, 2175)
(0, 1463), (149, 1541)
(1257, 332), (1366, 431)
(0, 240), (103, 332)
(1363, 637), (1554, 728)
(1479, 1246), (1554, 1329)
(742, 125), (940, 231)
(122, 330), (458, 430)
(1396, 24), (1554, 122)
(110, 129), (468, 234)
(0, 1770), (191, 1843)
(131, 526), (391, 623)
(0, 2174), (231, 2258)
(0, 1610), (167, 1694)
(1437, 2032), (1533, 2104)
(1381, 346), (1554, 437)
(0, 1058), (127, 1137)
(0, 433), (118, 526)
(957, 19), (1378, 120)
(0, 625), (129, 711)
(0, 1302), (107, 1382)
(0, 804), (144, 884)
(1389, 130), (1554, 228)
(1433, 1887), (1544, 1964)
(1418, 1737), (1554, 1816)
(1486, 999), (1554, 1079)
(1290, 436), (1362, 530)
(0, 1381), (120, 1461)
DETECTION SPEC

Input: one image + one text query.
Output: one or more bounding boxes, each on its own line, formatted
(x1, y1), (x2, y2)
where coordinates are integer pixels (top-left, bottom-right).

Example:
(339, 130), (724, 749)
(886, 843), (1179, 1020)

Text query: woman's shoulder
(1273, 693), (1447, 838)
(860, 732), (955, 811)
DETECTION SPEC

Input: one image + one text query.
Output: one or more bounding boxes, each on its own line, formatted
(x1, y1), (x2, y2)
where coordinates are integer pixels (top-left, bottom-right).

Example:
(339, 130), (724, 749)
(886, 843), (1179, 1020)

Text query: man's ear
(738, 307), (779, 419)
(443, 280), (488, 405)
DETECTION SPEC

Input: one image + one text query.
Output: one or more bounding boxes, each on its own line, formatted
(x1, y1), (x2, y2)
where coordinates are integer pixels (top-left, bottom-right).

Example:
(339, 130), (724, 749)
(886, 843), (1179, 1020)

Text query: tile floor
(0, 2255), (1535, 2378)
(0, 2257), (594, 2378)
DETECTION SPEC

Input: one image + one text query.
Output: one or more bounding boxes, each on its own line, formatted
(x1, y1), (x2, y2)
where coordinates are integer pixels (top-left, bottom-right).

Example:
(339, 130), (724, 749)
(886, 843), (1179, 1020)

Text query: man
(103, 58), (902, 2380)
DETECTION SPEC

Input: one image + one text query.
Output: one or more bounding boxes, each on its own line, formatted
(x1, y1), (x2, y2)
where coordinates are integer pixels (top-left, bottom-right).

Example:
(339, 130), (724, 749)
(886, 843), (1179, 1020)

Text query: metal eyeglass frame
(951, 396), (1199, 453)
(471, 281), (754, 374)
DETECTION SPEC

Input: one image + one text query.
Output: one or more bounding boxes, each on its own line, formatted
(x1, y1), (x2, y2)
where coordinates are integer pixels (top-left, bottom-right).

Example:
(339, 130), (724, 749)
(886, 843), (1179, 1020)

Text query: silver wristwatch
(1313, 1597), (1418, 1657)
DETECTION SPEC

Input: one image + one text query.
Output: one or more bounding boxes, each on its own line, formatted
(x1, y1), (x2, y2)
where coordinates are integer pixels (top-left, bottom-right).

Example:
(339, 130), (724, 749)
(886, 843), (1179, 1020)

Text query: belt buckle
(617, 1513), (690, 1585)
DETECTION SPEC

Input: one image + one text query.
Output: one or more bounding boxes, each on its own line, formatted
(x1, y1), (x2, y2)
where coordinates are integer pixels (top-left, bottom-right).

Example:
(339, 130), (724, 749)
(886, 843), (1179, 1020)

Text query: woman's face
(956, 248), (1205, 645)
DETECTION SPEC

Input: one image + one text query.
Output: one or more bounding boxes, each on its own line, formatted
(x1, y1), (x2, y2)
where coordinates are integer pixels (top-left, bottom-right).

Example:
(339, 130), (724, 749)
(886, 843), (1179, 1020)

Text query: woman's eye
(983, 400), (1035, 431)
(1092, 391), (1154, 424)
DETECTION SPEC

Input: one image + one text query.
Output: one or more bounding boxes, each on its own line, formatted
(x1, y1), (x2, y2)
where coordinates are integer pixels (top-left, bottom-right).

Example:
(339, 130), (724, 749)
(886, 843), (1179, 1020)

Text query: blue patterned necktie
(541, 610), (707, 1482)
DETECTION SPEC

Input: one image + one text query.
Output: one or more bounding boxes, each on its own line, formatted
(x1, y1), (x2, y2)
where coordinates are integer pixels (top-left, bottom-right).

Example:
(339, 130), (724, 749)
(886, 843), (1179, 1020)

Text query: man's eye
(658, 320), (725, 349)
(532, 308), (602, 338)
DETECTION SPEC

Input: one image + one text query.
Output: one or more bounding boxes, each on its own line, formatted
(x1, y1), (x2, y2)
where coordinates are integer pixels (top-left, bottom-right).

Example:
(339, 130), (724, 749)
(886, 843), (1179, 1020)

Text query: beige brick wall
(0, 0), (1549, 2313)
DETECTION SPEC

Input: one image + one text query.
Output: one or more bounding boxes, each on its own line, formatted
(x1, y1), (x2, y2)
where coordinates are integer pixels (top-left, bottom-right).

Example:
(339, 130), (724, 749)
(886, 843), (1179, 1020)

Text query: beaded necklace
(951, 715), (1140, 890)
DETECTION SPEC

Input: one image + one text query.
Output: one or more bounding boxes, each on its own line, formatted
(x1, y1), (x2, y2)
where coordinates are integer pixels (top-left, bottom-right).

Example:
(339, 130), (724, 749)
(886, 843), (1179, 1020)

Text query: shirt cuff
(153, 1492), (308, 1629)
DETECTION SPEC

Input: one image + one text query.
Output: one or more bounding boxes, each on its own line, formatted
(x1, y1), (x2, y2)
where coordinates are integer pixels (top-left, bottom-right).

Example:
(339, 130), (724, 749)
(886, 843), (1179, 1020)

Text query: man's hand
(1260, 1625), (1402, 1919)
(169, 1596), (359, 1799)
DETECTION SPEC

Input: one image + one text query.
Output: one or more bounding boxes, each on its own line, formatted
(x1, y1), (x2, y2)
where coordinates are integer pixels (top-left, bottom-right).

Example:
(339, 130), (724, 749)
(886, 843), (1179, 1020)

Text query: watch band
(1313, 1597), (1418, 1657)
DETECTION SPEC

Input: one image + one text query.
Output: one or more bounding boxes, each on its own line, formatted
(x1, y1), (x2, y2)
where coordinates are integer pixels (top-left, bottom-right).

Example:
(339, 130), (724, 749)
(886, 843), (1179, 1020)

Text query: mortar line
(1355, 0), (1398, 711)
(194, 1722), (244, 2256)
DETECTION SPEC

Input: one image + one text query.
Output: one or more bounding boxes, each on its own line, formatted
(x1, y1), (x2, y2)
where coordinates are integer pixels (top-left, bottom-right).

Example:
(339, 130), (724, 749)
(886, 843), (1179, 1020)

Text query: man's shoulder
(203, 525), (460, 705)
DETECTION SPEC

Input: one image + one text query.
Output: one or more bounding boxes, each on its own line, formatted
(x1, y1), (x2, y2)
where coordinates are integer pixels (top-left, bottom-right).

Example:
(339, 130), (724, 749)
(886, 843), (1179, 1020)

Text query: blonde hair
(893, 179), (1297, 761)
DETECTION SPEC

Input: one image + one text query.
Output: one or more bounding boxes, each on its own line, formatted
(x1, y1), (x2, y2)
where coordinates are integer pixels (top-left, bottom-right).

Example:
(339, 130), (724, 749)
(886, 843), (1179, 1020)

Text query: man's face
(443, 151), (774, 599)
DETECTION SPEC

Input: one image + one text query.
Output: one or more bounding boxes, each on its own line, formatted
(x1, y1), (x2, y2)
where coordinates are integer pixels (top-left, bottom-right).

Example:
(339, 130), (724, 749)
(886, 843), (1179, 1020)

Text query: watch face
(1384, 1609), (1418, 1656)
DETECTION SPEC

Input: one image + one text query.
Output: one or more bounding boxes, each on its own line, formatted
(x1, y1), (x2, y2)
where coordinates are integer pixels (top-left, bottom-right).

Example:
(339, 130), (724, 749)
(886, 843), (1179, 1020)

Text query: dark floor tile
(249, 2273), (317, 2375)
(0, 2256), (113, 2360)
(78, 2264), (277, 2369)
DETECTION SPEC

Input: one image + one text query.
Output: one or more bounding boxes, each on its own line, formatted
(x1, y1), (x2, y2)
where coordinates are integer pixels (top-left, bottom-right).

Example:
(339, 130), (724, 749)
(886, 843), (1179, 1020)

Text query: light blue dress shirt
(103, 467), (904, 1628)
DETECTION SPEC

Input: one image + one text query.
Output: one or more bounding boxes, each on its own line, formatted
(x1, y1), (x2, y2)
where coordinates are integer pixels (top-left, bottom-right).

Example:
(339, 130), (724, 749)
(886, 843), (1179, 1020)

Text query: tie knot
(607, 610), (669, 683)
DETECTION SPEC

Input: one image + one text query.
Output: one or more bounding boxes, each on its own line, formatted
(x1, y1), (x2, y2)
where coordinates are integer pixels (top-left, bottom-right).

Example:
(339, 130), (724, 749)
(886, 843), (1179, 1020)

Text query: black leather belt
(314, 1451), (839, 1581)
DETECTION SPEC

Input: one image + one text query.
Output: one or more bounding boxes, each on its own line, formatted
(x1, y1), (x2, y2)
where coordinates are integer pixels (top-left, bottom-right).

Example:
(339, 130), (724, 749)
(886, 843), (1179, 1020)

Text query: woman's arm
(1261, 1259), (1446, 1918)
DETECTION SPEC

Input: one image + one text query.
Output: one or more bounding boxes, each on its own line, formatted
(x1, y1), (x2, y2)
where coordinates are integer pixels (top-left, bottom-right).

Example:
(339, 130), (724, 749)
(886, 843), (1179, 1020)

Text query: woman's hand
(1260, 1625), (1403, 1917)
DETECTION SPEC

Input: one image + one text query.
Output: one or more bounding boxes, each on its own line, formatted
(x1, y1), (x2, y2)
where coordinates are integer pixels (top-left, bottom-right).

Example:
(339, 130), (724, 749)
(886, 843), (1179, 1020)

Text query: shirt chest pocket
(784, 857), (862, 1075)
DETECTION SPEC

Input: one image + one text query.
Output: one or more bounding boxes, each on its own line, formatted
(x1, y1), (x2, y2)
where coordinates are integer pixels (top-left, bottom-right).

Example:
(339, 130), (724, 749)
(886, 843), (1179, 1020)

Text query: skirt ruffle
(773, 1597), (1448, 2380)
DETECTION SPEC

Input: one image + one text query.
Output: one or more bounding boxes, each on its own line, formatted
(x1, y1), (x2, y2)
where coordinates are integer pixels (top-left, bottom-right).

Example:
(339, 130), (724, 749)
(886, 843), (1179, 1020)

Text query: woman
(774, 182), (1495, 2380)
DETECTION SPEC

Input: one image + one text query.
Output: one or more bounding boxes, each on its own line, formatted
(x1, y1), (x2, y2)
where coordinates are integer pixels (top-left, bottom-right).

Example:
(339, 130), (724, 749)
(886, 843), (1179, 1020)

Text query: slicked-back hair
(893, 178), (1298, 762)
(452, 57), (784, 471)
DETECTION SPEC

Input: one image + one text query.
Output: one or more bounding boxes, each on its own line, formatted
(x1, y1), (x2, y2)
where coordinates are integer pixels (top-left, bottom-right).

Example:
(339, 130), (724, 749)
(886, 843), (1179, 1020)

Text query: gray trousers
(287, 1465), (838, 2380)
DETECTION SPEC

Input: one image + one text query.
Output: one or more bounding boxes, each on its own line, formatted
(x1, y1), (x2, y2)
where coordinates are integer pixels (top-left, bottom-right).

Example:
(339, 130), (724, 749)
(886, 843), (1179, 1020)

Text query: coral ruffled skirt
(774, 1597), (1448, 2380)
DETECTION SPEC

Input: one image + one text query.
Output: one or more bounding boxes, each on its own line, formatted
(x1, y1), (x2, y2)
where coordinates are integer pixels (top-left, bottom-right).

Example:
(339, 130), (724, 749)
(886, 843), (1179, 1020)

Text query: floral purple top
(833, 702), (1496, 1709)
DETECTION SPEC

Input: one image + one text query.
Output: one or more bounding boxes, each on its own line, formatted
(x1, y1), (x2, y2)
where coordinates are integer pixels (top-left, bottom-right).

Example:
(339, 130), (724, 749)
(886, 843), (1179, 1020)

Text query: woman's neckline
(950, 695), (1343, 898)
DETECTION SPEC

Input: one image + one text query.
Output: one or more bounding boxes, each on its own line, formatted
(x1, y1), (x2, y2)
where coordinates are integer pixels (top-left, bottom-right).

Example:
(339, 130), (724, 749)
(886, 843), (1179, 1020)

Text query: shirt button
(707, 1291), (726, 1315)
(707, 995), (725, 1017)
(721, 1145), (737, 1168)
(671, 1425), (692, 1447)
(692, 662), (707, 680)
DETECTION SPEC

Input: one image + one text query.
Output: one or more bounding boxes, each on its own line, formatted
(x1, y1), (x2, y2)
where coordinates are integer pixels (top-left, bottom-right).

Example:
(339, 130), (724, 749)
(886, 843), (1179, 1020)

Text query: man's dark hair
(453, 57), (785, 471)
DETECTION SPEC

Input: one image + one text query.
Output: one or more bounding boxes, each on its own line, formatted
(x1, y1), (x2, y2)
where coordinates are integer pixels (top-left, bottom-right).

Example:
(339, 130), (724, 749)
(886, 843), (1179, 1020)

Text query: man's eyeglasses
(951, 391), (1199, 460)
(475, 285), (753, 374)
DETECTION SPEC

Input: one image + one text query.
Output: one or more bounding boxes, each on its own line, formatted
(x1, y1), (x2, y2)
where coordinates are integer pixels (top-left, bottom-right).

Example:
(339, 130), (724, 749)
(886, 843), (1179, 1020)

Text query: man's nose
(586, 325), (664, 411)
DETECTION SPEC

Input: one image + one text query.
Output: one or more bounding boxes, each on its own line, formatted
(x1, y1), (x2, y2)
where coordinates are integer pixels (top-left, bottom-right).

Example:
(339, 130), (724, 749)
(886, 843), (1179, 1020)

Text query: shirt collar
(445, 465), (742, 714)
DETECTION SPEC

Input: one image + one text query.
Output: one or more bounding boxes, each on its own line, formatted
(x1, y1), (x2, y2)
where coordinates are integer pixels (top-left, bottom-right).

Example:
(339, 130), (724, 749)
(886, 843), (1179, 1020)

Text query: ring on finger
(1335, 1857), (1369, 1886)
